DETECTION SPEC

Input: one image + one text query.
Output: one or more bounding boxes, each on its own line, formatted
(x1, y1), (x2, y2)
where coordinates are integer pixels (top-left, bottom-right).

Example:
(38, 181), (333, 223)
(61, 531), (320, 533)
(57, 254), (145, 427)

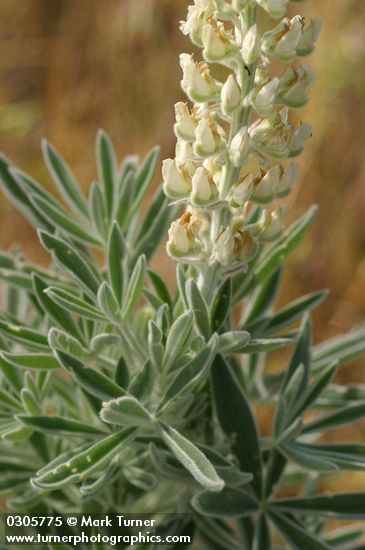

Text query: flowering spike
(164, 0), (321, 275)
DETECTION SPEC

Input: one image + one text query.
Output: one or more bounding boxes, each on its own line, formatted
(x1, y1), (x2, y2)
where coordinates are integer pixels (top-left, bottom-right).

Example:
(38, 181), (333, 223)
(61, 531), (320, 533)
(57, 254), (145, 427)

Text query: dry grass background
(0, 0), (365, 535)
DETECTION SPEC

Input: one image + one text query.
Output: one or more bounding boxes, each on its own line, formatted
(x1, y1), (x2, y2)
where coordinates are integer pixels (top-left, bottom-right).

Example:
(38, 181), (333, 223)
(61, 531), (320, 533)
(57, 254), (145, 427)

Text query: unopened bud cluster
(163, 0), (321, 272)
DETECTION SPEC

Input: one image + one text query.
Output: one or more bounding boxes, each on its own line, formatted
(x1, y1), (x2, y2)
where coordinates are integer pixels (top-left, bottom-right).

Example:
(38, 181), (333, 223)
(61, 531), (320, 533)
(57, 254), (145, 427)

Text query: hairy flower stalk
(163, 0), (321, 298)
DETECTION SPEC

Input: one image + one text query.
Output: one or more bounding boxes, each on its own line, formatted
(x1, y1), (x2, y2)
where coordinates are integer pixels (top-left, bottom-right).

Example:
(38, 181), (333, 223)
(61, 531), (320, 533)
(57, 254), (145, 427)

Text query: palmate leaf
(269, 512), (331, 550)
(303, 401), (365, 434)
(32, 428), (137, 489)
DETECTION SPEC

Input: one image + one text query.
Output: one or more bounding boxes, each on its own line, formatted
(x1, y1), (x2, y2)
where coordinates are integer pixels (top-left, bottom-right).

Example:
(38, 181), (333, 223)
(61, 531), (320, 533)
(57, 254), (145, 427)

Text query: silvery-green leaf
(186, 279), (210, 340)
(32, 275), (84, 341)
(115, 356), (130, 389)
(253, 514), (271, 550)
(217, 331), (251, 353)
(20, 389), (39, 415)
(56, 352), (125, 401)
(313, 326), (365, 371)
(122, 255), (146, 319)
(270, 492), (365, 519)
(107, 222), (127, 305)
(97, 130), (117, 219)
(0, 319), (48, 350)
(32, 428), (137, 489)
(161, 425), (224, 492)
(158, 335), (217, 414)
(211, 355), (263, 496)
(97, 282), (121, 322)
(192, 487), (258, 518)
(242, 268), (281, 327)
(129, 360), (154, 403)
(210, 278), (232, 332)
(42, 140), (89, 218)
(89, 181), (108, 240)
(100, 396), (151, 428)
(279, 443), (338, 472)
(148, 321), (164, 370)
(1, 352), (60, 370)
(48, 328), (88, 360)
(124, 146), (160, 226)
(163, 311), (193, 371)
(147, 269), (172, 311)
(239, 337), (292, 354)
(17, 415), (106, 437)
(45, 286), (106, 322)
(91, 333), (119, 354)
(39, 232), (100, 296)
(303, 402), (365, 434)
(282, 315), (311, 397)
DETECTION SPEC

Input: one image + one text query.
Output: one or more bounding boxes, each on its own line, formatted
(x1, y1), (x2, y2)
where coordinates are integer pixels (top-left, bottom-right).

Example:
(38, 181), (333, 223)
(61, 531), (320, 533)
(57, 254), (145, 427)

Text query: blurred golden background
(1, 0), (365, 528)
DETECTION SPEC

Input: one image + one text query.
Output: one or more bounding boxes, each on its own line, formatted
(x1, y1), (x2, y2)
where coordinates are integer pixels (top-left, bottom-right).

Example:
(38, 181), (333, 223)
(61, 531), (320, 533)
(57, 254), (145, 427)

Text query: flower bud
(249, 77), (280, 117)
(296, 18), (322, 56)
(252, 165), (281, 203)
(277, 65), (315, 108)
(175, 139), (195, 162)
(202, 19), (237, 62)
(289, 123), (312, 156)
(241, 24), (261, 65)
(180, 54), (220, 103)
(256, 0), (289, 19)
(194, 115), (226, 157)
(259, 205), (286, 241)
(233, 229), (258, 263)
(230, 127), (250, 167)
(174, 102), (198, 142)
(249, 109), (291, 159)
(191, 166), (219, 205)
(262, 16), (304, 63)
(167, 214), (196, 257)
(276, 161), (299, 196)
(162, 159), (192, 198)
(221, 74), (241, 115)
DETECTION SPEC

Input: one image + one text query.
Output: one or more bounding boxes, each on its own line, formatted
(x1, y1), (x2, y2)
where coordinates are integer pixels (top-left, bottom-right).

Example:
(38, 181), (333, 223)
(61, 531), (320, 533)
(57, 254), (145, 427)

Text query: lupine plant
(1, 1), (365, 549)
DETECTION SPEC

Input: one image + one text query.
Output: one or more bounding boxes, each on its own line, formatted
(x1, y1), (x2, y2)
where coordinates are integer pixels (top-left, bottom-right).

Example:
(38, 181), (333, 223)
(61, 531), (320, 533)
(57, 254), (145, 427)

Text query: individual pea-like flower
(296, 18), (322, 56)
(289, 122), (312, 157)
(162, 159), (192, 199)
(276, 161), (299, 196)
(180, 54), (221, 102)
(214, 225), (258, 267)
(262, 16), (305, 63)
(258, 204), (286, 241)
(256, 0), (290, 20)
(249, 108), (292, 159)
(194, 114), (226, 157)
(202, 18), (238, 62)
(167, 213), (197, 257)
(231, 174), (254, 208)
(191, 166), (219, 205)
(174, 102), (198, 142)
(277, 65), (315, 108)
(249, 77), (280, 117)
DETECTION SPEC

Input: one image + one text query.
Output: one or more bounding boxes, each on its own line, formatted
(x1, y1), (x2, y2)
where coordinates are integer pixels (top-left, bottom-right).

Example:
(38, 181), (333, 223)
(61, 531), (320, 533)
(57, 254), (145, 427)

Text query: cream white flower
(249, 77), (280, 117)
(289, 123), (312, 156)
(174, 102), (198, 142)
(214, 227), (235, 265)
(249, 109), (291, 159)
(277, 65), (315, 108)
(194, 115), (226, 157)
(221, 74), (241, 115)
(259, 205), (286, 241)
(180, 54), (220, 102)
(191, 166), (219, 204)
(231, 174), (254, 207)
(251, 165), (281, 203)
(297, 18), (322, 56)
(167, 215), (196, 256)
(202, 20), (237, 62)
(276, 161), (299, 196)
(262, 16), (304, 62)
(180, 4), (213, 47)
(162, 159), (192, 198)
